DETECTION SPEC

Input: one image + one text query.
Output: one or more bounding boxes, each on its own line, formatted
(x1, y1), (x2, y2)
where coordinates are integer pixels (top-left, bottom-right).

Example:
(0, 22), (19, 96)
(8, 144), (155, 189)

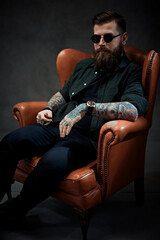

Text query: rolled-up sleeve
(121, 65), (149, 116)
(59, 80), (70, 102)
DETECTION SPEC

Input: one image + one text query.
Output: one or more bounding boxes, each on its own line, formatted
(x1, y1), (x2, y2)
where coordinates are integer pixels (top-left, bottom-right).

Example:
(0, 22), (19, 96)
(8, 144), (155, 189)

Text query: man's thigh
(35, 140), (96, 180)
(47, 128), (97, 171)
(0, 123), (60, 159)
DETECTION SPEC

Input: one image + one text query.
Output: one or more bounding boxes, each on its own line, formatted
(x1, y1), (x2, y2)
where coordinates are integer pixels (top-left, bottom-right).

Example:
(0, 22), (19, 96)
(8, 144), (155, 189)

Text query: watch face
(87, 100), (96, 107)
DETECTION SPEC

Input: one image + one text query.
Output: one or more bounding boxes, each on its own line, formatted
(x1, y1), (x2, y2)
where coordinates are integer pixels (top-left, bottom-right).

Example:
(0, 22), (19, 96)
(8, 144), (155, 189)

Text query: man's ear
(122, 32), (128, 46)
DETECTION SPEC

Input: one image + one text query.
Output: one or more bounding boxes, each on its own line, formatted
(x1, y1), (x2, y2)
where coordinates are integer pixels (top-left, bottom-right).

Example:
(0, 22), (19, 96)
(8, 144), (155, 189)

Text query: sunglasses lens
(91, 35), (101, 43)
(103, 34), (113, 43)
(91, 34), (114, 43)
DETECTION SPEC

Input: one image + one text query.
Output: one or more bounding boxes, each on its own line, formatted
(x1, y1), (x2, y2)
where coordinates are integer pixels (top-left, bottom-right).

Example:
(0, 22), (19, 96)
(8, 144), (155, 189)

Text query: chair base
(74, 207), (94, 240)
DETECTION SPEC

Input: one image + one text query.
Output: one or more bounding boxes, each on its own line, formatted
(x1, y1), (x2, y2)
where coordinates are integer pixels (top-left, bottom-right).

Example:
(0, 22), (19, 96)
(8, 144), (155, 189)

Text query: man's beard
(93, 43), (123, 72)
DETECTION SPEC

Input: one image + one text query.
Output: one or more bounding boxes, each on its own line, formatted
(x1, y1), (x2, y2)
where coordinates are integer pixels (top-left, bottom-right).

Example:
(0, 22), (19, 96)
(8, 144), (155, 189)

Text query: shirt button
(84, 83), (87, 86)
(95, 71), (97, 74)
(72, 92), (75, 95)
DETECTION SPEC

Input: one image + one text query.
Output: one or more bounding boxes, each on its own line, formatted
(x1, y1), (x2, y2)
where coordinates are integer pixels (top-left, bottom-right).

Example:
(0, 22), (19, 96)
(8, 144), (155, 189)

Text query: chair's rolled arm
(97, 116), (149, 198)
(99, 116), (149, 145)
(12, 101), (48, 127)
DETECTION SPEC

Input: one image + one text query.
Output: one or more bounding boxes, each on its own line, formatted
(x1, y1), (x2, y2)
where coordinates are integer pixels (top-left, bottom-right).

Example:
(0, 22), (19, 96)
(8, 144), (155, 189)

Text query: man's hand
(36, 109), (53, 125)
(59, 103), (87, 138)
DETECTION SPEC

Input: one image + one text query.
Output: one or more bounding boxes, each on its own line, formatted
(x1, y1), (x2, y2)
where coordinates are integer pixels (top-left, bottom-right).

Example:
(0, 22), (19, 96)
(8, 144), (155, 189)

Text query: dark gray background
(0, 0), (160, 175)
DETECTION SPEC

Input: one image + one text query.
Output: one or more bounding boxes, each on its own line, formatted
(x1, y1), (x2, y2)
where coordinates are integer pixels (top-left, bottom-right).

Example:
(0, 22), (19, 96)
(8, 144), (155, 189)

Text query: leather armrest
(98, 116), (149, 145)
(97, 117), (149, 197)
(12, 101), (48, 127)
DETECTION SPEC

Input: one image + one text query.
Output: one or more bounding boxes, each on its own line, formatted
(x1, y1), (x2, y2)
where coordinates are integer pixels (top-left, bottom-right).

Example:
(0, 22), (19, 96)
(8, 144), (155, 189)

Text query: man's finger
(44, 113), (52, 119)
(66, 125), (71, 136)
(60, 125), (66, 138)
(59, 122), (64, 138)
(41, 115), (52, 123)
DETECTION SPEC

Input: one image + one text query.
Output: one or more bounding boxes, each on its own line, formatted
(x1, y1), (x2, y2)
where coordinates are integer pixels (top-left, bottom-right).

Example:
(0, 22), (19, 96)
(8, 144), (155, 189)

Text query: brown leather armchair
(12, 47), (160, 240)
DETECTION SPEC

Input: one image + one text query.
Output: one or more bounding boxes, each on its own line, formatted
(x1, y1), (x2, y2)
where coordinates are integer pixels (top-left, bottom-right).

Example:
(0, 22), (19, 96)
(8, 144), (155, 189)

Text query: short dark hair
(92, 10), (126, 33)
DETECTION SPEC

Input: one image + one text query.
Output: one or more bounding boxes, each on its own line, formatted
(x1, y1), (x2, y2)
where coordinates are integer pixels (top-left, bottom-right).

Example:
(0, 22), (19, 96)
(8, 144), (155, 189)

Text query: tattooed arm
(59, 101), (138, 137)
(46, 91), (66, 113)
(93, 101), (138, 122)
(36, 91), (66, 125)
(59, 103), (87, 137)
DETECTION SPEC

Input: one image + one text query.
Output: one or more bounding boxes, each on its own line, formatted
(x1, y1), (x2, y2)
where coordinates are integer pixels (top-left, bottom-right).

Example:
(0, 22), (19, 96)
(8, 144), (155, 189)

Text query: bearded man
(0, 10), (148, 220)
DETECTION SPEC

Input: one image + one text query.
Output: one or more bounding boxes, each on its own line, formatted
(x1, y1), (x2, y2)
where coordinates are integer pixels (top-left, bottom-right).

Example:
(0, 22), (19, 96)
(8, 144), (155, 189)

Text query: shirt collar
(118, 51), (130, 69)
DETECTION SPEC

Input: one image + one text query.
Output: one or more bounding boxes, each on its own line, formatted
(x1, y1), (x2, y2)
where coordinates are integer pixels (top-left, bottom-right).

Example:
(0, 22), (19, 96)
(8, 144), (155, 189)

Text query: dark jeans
(0, 123), (97, 213)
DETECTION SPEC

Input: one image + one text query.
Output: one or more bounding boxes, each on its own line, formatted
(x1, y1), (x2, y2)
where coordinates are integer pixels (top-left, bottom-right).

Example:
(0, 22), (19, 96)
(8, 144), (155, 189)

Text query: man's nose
(99, 35), (105, 45)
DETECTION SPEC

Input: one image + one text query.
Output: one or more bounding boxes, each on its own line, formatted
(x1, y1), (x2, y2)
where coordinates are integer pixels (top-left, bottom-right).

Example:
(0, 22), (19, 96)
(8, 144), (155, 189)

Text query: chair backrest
(56, 47), (160, 126)
(56, 49), (93, 87)
(124, 46), (160, 126)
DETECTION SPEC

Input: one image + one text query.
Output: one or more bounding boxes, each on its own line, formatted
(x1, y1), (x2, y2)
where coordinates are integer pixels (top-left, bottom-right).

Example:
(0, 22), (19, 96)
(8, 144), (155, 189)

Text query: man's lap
(1, 123), (96, 162)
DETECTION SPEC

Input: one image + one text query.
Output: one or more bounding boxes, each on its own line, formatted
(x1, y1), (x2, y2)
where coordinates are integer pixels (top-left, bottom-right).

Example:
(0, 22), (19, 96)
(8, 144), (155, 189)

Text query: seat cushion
(54, 166), (102, 210)
(58, 167), (98, 195)
(15, 158), (102, 209)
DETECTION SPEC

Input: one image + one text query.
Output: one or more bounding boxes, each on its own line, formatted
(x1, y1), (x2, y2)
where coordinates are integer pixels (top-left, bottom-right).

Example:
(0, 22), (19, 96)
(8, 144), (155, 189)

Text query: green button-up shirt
(53, 54), (148, 149)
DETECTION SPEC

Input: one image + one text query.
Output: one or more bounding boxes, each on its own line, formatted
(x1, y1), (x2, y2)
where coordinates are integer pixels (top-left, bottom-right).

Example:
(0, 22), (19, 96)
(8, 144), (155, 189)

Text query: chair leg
(134, 177), (144, 205)
(74, 207), (94, 240)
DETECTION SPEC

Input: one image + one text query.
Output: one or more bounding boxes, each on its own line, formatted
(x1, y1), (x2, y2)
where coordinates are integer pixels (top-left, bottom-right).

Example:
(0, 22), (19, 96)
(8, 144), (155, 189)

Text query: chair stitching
(99, 130), (115, 198)
(145, 51), (156, 100)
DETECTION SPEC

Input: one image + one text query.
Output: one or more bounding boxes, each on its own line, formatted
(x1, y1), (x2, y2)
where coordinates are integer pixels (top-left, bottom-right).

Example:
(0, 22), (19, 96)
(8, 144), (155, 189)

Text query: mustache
(95, 47), (111, 54)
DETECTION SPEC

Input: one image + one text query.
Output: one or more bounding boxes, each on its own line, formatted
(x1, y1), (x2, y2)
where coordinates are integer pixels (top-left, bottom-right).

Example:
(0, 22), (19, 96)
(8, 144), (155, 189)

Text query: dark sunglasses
(91, 32), (124, 44)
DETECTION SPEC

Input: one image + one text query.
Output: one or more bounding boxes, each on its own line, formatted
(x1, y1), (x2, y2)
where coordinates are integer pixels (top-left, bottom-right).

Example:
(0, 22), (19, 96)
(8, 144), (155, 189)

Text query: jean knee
(37, 147), (70, 177)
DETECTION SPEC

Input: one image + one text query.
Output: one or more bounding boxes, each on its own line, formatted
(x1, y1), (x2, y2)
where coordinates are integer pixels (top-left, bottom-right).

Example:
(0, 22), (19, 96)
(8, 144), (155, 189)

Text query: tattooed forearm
(46, 91), (66, 114)
(59, 103), (87, 137)
(93, 101), (138, 122)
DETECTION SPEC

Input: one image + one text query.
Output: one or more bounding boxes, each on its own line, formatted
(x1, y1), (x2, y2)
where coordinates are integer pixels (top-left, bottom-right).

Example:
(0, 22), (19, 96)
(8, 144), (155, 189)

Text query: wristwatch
(86, 100), (96, 116)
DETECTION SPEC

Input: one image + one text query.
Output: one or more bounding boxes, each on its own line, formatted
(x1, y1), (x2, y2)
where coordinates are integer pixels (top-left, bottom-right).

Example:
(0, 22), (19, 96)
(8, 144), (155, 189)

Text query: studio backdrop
(0, 0), (160, 176)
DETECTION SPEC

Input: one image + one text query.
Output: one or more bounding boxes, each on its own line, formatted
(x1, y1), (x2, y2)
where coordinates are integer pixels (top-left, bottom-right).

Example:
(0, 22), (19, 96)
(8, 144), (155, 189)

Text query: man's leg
(0, 128), (97, 217)
(0, 123), (60, 202)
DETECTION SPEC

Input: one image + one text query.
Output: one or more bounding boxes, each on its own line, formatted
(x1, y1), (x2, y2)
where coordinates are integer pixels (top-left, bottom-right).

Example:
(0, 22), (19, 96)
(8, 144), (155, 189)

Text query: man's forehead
(93, 21), (118, 34)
